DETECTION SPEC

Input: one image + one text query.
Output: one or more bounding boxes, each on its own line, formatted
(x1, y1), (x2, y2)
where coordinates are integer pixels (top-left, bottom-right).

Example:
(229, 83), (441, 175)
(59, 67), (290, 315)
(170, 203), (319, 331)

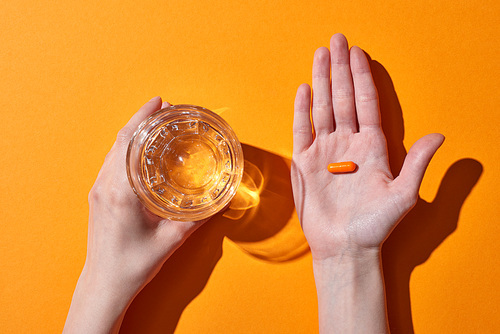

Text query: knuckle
(107, 183), (133, 207)
(104, 148), (114, 163)
(116, 127), (133, 145)
(293, 126), (312, 135)
(357, 93), (378, 103)
(332, 88), (354, 100)
(313, 99), (332, 110)
(88, 183), (101, 204)
(352, 66), (372, 75)
(312, 73), (330, 80)
(88, 179), (133, 208)
(331, 57), (349, 65)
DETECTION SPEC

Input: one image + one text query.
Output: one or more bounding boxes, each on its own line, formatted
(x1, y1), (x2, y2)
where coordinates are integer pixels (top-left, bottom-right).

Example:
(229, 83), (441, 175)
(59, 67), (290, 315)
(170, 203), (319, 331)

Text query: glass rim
(126, 104), (243, 221)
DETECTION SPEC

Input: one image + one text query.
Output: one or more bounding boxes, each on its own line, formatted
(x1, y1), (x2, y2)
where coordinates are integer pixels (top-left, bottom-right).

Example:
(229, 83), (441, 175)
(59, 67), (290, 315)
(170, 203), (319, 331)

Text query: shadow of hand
(383, 158), (482, 333)
(119, 144), (308, 333)
(369, 58), (483, 333)
(120, 57), (481, 334)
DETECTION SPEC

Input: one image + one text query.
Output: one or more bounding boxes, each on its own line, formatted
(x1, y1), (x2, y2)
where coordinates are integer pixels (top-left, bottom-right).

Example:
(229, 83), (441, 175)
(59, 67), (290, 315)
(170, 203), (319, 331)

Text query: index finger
(116, 96), (165, 148)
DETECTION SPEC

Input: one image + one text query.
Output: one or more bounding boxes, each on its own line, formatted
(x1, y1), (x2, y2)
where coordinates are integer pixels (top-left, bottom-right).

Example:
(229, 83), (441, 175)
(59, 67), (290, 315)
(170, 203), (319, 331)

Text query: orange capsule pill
(327, 161), (357, 173)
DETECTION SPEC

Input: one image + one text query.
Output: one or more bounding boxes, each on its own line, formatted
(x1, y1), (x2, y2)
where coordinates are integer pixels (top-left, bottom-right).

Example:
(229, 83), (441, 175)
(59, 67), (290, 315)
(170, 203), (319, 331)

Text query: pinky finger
(293, 84), (313, 153)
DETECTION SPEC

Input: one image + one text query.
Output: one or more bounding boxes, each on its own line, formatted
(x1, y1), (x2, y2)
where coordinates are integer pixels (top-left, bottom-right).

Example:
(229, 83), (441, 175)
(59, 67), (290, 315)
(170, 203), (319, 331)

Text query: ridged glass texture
(127, 104), (243, 221)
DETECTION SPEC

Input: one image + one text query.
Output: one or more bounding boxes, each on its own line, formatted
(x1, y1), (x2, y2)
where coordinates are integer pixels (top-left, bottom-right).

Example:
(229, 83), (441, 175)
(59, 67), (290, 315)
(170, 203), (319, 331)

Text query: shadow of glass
(119, 58), (481, 334)
(219, 144), (309, 262)
(369, 58), (484, 333)
(120, 144), (309, 333)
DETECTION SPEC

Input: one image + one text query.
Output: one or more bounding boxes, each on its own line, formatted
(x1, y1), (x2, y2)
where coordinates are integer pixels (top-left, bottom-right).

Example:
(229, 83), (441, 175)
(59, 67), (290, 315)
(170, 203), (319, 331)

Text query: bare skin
(291, 33), (444, 333)
(64, 33), (444, 334)
(63, 97), (207, 334)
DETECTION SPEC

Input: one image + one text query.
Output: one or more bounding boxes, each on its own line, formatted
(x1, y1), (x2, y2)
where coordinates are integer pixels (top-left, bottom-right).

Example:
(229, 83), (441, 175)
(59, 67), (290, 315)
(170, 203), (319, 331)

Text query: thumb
(155, 218), (209, 252)
(392, 133), (445, 201)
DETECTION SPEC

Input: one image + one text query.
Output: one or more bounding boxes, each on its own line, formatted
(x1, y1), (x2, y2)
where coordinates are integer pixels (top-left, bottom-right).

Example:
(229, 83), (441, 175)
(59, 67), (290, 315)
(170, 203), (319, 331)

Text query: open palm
(291, 34), (444, 261)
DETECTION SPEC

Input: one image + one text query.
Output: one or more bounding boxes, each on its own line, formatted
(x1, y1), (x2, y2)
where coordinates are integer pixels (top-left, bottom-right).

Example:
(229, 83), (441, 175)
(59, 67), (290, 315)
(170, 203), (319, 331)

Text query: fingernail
(149, 96), (160, 102)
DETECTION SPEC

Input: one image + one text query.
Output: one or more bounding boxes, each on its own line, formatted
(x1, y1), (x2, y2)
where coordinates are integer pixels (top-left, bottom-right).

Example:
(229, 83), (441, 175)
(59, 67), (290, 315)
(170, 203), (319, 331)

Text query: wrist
(63, 267), (139, 334)
(78, 264), (142, 305)
(312, 249), (389, 333)
(312, 245), (381, 267)
(312, 248), (382, 284)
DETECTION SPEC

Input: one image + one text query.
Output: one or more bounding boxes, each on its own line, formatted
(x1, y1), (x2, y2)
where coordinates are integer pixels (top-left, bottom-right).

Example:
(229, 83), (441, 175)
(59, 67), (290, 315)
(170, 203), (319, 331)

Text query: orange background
(1, 1), (499, 333)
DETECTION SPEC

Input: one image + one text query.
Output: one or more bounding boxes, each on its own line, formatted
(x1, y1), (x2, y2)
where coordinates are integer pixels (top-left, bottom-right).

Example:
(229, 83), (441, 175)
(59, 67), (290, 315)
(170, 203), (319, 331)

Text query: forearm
(63, 268), (138, 334)
(313, 250), (389, 334)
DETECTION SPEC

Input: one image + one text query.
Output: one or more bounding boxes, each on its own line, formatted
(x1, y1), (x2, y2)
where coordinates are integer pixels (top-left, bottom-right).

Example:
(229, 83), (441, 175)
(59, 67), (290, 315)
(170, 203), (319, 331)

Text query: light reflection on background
(212, 144), (310, 263)
(222, 160), (263, 220)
